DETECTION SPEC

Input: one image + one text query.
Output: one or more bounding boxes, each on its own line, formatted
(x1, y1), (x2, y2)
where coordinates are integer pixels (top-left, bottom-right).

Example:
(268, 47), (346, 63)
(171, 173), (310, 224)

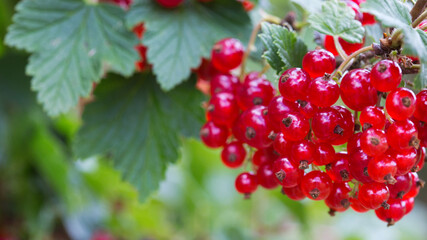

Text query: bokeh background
(0, 0), (426, 239)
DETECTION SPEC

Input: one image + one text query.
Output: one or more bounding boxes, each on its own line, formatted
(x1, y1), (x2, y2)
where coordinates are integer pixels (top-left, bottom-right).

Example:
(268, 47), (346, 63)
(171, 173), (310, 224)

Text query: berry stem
(332, 45), (374, 79)
(240, 21), (263, 81)
(383, 107), (394, 123)
(410, 0), (427, 22)
(333, 36), (349, 60)
(412, 9), (427, 28)
(349, 181), (359, 198)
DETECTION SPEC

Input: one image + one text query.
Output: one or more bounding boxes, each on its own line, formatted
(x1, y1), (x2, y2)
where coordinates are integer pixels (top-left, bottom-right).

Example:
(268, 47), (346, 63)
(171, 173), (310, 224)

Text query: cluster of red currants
(199, 37), (426, 226)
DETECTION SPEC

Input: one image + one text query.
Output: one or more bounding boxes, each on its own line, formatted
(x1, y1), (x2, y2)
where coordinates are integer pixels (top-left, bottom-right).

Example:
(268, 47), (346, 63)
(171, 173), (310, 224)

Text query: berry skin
(313, 143), (336, 166)
(273, 157), (302, 188)
(155, 0), (184, 8)
(235, 172), (258, 197)
(252, 146), (278, 166)
(236, 72), (276, 110)
(278, 68), (311, 101)
(311, 107), (343, 142)
(324, 35), (364, 56)
(206, 92), (239, 127)
(282, 186), (306, 201)
(347, 132), (362, 154)
(403, 197), (415, 215)
(308, 76), (340, 107)
(340, 69), (378, 111)
(385, 88), (416, 121)
(403, 172), (423, 199)
(358, 182), (390, 209)
(302, 49), (336, 79)
(325, 182), (352, 214)
(300, 171), (333, 200)
(349, 149), (374, 184)
(370, 60), (402, 92)
(414, 90), (427, 122)
(290, 140), (316, 169)
(257, 163), (280, 189)
(388, 173), (412, 199)
(272, 133), (292, 157)
(326, 152), (353, 182)
(210, 74), (239, 95)
(200, 121), (228, 148)
(221, 141), (246, 168)
(367, 154), (397, 184)
(297, 100), (318, 119)
(386, 119), (419, 150)
(330, 106), (355, 145)
(211, 38), (244, 72)
(360, 128), (389, 157)
(267, 96), (299, 132)
(280, 112), (310, 141)
(350, 196), (370, 213)
(360, 106), (386, 130)
(234, 106), (273, 149)
(375, 198), (407, 226)
(390, 148), (417, 176)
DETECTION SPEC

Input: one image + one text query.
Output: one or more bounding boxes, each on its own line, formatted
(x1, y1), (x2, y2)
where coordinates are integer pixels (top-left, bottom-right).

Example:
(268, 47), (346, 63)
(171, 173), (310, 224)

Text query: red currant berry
(390, 148), (417, 176)
(273, 157), (302, 188)
(210, 74), (239, 95)
(234, 106), (273, 149)
(278, 68), (311, 101)
(290, 140), (316, 169)
(240, 0), (254, 11)
(235, 172), (258, 197)
(388, 173), (412, 199)
(349, 149), (374, 184)
(347, 132), (362, 154)
(200, 121), (228, 148)
(221, 141), (246, 168)
(155, 0), (184, 8)
(282, 186), (306, 201)
(360, 128), (389, 157)
(300, 171), (333, 200)
(350, 197), (369, 213)
(370, 60), (402, 92)
(386, 88), (416, 121)
(207, 92), (239, 127)
(414, 147), (425, 171)
(360, 106), (386, 130)
(297, 100), (318, 119)
(308, 76), (340, 107)
(302, 49), (336, 79)
(375, 198), (406, 226)
(236, 72), (276, 110)
(257, 163), (279, 189)
(403, 172), (423, 199)
(330, 106), (355, 145)
(211, 38), (244, 72)
(311, 107), (343, 142)
(195, 59), (221, 82)
(313, 143), (336, 166)
(325, 182), (352, 215)
(267, 96), (299, 132)
(386, 119), (419, 150)
(358, 182), (390, 209)
(272, 133), (293, 157)
(367, 154), (397, 184)
(340, 69), (378, 111)
(403, 197), (415, 215)
(326, 152), (353, 182)
(414, 90), (427, 122)
(280, 112), (310, 141)
(252, 146), (278, 166)
(324, 35), (364, 56)
(345, 0), (364, 22)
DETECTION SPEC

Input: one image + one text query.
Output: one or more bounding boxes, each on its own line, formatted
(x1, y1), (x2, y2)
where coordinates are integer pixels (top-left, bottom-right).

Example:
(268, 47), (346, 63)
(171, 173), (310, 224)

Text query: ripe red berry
(241, 0), (254, 11)
(349, 149), (374, 184)
(403, 197), (415, 215)
(236, 72), (276, 110)
(360, 128), (389, 157)
(385, 88), (416, 121)
(282, 186), (306, 201)
(330, 106), (355, 145)
(211, 38), (244, 72)
(358, 182), (390, 209)
(297, 100), (318, 119)
(280, 112), (310, 141)
(207, 92), (239, 127)
(350, 197), (369, 213)
(375, 198), (406, 226)
(404, 172), (423, 199)
(300, 171), (332, 200)
(273, 157), (302, 188)
(367, 154), (397, 184)
(414, 90), (427, 122)
(235, 172), (258, 197)
(290, 140), (316, 169)
(234, 106), (273, 149)
(221, 141), (246, 168)
(347, 132), (362, 154)
(360, 106), (386, 130)
(325, 182), (352, 214)
(324, 35), (364, 56)
(272, 133), (292, 157)
(390, 148), (417, 176)
(210, 74), (239, 95)
(155, 0), (184, 8)
(195, 58), (221, 82)
(313, 143), (336, 166)
(308, 76), (340, 107)
(370, 60), (402, 92)
(311, 107), (343, 142)
(388, 173), (412, 199)
(326, 152), (353, 182)
(302, 49), (336, 79)
(278, 68), (311, 101)
(386, 119), (419, 150)
(340, 69), (378, 111)
(200, 121), (228, 148)
(257, 163), (279, 189)
(252, 146), (278, 166)
(267, 96), (299, 132)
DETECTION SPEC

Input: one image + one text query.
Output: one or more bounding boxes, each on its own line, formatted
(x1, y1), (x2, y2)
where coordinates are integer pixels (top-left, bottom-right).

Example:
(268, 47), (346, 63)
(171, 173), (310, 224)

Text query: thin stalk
(332, 45), (374, 79)
(333, 36), (349, 60)
(240, 21), (263, 80)
(412, 10), (427, 28)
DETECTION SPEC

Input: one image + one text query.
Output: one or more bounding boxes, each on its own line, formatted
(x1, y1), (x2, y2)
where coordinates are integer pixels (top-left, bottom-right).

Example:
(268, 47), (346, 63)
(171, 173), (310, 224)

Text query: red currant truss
(280, 112), (310, 141)
(388, 173), (413, 199)
(290, 140), (316, 169)
(360, 128), (389, 157)
(221, 141), (247, 168)
(370, 59), (402, 92)
(375, 198), (407, 226)
(386, 119), (420, 151)
(308, 75), (340, 107)
(358, 182), (390, 209)
(155, 0), (184, 8)
(360, 106), (386, 130)
(278, 68), (311, 102)
(414, 90), (427, 122)
(300, 171), (333, 200)
(367, 154), (398, 184)
(206, 92), (239, 127)
(273, 157), (302, 188)
(267, 96), (299, 132)
(200, 121), (228, 148)
(325, 182), (352, 216)
(257, 163), (279, 189)
(385, 88), (416, 121)
(340, 69), (378, 111)
(210, 74), (239, 95)
(302, 49), (336, 79)
(326, 152), (353, 182)
(236, 72), (276, 110)
(211, 38), (244, 73)
(235, 172), (258, 198)
(282, 185), (306, 201)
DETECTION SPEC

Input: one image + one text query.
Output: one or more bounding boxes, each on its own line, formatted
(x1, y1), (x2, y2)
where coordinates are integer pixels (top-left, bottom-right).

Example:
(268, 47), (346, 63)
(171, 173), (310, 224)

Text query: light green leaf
(308, 0), (364, 43)
(73, 73), (205, 201)
(360, 0), (411, 29)
(127, 0), (251, 90)
(5, 0), (138, 116)
(291, 0), (322, 14)
(259, 23), (286, 72)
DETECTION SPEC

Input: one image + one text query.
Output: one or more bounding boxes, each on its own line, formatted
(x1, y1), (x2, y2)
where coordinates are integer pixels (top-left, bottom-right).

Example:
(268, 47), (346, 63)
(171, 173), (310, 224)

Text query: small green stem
(332, 45), (374, 79)
(411, 64), (421, 69)
(240, 21), (263, 81)
(412, 10), (427, 28)
(333, 36), (349, 60)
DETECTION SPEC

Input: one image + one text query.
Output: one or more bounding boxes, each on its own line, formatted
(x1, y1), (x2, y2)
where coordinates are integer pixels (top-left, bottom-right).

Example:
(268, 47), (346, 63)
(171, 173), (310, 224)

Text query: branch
(410, 0), (427, 22)
(412, 9), (427, 28)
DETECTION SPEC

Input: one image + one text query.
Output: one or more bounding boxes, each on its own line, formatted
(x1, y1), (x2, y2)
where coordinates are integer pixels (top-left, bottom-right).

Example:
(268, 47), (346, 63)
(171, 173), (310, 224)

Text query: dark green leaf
(259, 23), (285, 72)
(73, 73), (205, 201)
(5, 0), (139, 115)
(127, 0), (251, 90)
(308, 0), (364, 43)
(360, 0), (411, 29)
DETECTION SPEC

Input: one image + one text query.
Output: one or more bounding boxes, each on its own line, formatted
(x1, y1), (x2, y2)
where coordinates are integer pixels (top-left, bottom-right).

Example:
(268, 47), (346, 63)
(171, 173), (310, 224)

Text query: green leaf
(360, 0), (411, 29)
(291, 0), (322, 14)
(308, 0), (364, 43)
(73, 73), (205, 201)
(259, 23), (307, 73)
(5, 0), (139, 116)
(127, 0), (251, 90)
